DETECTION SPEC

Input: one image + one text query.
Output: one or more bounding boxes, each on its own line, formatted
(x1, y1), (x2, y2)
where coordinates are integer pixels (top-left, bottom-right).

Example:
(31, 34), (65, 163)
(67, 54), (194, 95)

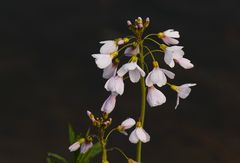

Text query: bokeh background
(1, 0), (240, 162)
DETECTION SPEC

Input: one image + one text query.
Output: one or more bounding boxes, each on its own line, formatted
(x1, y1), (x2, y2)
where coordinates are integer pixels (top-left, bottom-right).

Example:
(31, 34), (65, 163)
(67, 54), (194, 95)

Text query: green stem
(105, 128), (117, 141)
(136, 39), (147, 162)
(144, 37), (162, 46)
(99, 128), (108, 163)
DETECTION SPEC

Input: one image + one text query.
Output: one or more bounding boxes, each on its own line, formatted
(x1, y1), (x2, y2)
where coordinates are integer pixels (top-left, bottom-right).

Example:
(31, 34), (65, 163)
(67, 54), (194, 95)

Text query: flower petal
(129, 69), (141, 83)
(121, 118), (136, 130)
(92, 54), (112, 69)
(80, 142), (93, 153)
(99, 40), (118, 54)
(160, 68), (175, 79)
(69, 142), (80, 152)
(103, 63), (117, 79)
(136, 65), (145, 77)
(101, 93), (117, 114)
(177, 58), (194, 69)
(136, 127), (150, 143)
(164, 50), (175, 68)
(129, 129), (139, 144)
(147, 86), (166, 107)
(145, 72), (153, 87)
(150, 68), (167, 87)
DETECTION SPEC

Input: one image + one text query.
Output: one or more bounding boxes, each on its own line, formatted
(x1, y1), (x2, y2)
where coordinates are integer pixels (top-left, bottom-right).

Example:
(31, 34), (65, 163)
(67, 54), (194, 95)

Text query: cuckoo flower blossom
(101, 92), (118, 114)
(147, 86), (166, 107)
(92, 51), (118, 69)
(117, 56), (145, 83)
(158, 29), (180, 45)
(117, 118), (136, 135)
(161, 45), (194, 69)
(145, 61), (175, 87)
(170, 83), (197, 109)
(69, 138), (86, 152)
(104, 75), (124, 95)
(129, 122), (150, 144)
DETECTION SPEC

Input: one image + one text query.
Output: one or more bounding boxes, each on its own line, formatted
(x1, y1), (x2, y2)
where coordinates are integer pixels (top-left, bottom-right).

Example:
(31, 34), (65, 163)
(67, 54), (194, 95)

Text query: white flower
(118, 118), (136, 135)
(69, 141), (80, 152)
(92, 52), (118, 69)
(124, 46), (139, 57)
(158, 29), (180, 45)
(145, 61), (175, 87)
(117, 61), (145, 83)
(171, 83), (196, 109)
(101, 93), (118, 114)
(102, 63), (118, 79)
(104, 75), (124, 95)
(129, 123), (150, 144)
(164, 46), (193, 69)
(147, 86), (166, 107)
(80, 142), (93, 153)
(100, 40), (118, 54)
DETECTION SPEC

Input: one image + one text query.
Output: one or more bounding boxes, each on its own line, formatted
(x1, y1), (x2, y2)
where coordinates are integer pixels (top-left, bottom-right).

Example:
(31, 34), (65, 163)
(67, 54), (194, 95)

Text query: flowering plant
(47, 17), (196, 163)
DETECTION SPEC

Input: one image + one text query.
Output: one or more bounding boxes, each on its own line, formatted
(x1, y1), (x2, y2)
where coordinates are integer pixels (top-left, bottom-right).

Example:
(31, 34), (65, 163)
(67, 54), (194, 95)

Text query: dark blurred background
(1, 0), (240, 162)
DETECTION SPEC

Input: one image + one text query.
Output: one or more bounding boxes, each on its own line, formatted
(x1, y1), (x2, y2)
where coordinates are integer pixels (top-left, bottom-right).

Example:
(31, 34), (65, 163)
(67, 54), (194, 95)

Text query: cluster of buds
(127, 17), (150, 32)
(87, 110), (112, 129)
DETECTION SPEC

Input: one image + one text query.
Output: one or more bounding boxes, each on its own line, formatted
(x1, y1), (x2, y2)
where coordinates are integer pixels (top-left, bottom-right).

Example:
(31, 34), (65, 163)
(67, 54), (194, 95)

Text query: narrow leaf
(48, 153), (68, 163)
(68, 124), (76, 144)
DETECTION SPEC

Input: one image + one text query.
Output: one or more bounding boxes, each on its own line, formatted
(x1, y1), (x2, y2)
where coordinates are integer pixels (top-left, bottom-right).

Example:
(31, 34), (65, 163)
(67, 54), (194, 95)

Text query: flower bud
(127, 20), (132, 26)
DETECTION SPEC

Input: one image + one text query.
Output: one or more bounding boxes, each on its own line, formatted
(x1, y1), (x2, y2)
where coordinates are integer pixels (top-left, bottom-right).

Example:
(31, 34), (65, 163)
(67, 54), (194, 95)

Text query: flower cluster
(93, 17), (195, 113)
(68, 17), (196, 163)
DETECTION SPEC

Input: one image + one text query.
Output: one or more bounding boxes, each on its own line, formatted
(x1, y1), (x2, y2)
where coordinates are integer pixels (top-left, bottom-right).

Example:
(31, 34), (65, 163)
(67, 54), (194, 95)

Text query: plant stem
(99, 128), (109, 163)
(102, 142), (108, 163)
(136, 39), (147, 162)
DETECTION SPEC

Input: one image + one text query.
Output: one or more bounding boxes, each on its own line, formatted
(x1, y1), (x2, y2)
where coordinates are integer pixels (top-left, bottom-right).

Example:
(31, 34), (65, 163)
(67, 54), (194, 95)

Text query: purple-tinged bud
(127, 20), (132, 26)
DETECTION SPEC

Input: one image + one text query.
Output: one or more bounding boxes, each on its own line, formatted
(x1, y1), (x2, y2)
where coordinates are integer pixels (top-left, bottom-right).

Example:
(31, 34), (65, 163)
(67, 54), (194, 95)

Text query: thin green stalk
(99, 128), (108, 163)
(136, 39), (147, 162)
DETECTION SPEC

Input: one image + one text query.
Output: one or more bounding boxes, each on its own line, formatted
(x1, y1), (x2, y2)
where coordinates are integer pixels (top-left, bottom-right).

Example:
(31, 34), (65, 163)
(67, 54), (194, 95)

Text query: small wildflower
(129, 122), (150, 144)
(145, 61), (175, 87)
(163, 45), (194, 69)
(158, 29), (180, 45)
(118, 118), (136, 135)
(68, 138), (85, 152)
(117, 57), (145, 83)
(170, 83), (196, 109)
(104, 75), (124, 95)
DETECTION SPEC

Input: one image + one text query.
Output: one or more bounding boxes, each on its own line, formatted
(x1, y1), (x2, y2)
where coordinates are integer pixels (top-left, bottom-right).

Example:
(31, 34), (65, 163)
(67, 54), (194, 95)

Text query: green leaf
(77, 143), (102, 163)
(46, 158), (55, 163)
(68, 124), (76, 144)
(47, 153), (68, 163)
